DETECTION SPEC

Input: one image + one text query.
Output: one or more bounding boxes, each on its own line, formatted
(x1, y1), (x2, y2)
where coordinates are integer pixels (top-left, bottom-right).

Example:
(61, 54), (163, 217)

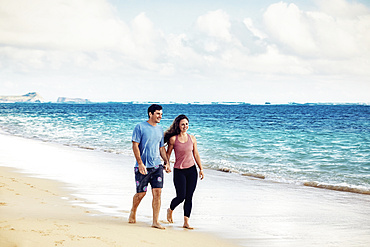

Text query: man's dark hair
(147, 104), (162, 118)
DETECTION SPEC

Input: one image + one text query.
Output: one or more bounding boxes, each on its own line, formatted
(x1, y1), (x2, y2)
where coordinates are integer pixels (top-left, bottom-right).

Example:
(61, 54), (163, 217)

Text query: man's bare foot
(128, 210), (136, 223)
(167, 208), (173, 223)
(152, 222), (166, 230)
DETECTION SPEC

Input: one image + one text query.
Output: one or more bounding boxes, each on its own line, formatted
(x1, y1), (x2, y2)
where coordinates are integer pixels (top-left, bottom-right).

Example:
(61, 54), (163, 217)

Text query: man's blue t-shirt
(132, 121), (164, 168)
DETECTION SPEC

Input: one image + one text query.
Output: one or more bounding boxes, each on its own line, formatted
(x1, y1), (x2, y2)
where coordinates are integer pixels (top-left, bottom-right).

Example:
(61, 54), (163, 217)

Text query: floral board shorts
(134, 165), (164, 193)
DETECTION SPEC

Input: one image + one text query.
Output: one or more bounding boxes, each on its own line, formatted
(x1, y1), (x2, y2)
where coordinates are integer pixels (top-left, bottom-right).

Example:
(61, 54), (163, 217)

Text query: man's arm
(132, 141), (147, 175)
(160, 146), (171, 173)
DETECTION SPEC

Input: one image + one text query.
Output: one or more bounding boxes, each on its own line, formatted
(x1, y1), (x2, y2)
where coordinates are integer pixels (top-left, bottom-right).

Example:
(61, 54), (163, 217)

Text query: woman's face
(179, 118), (189, 133)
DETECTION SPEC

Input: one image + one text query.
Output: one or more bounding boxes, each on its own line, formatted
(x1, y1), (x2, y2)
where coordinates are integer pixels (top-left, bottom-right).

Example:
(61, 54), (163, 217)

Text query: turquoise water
(0, 103), (369, 194)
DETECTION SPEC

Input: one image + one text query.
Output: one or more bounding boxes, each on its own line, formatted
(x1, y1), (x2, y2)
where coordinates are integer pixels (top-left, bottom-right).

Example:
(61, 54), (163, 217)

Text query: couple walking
(128, 104), (204, 229)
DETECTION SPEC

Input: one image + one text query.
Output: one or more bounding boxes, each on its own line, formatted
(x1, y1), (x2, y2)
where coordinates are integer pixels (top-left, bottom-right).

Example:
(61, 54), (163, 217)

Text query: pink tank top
(173, 134), (195, 169)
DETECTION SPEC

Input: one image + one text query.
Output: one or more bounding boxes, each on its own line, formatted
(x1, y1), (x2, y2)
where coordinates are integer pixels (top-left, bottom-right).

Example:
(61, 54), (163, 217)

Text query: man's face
(150, 110), (163, 123)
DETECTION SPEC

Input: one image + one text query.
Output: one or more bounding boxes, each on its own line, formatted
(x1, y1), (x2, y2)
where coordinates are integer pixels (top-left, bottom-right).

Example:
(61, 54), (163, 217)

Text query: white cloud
(314, 0), (369, 18)
(263, 2), (318, 56)
(127, 12), (168, 70)
(196, 9), (232, 42)
(243, 18), (267, 40)
(163, 33), (205, 75)
(262, 1), (370, 60)
(0, 0), (127, 51)
(0, 0), (169, 74)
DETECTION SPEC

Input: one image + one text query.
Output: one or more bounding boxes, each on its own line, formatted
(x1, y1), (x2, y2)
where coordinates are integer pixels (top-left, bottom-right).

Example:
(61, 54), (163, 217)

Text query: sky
(0, 0), (369, 104)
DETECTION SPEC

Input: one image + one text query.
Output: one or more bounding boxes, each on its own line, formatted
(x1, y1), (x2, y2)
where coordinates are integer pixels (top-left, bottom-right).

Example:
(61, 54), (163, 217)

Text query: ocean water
(0, 103), (369, 194)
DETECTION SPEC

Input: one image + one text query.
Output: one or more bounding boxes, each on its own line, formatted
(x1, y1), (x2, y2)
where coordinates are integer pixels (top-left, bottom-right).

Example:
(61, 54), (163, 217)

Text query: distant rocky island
(0, 92), (45, 103)
(0, 92), (91, 103)
(57, 97), (91, 104)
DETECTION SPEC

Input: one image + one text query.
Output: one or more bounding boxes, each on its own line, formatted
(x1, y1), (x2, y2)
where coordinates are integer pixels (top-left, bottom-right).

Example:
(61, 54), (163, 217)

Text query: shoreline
(0, 166), (238, 247)
(3, 129), (369, 196)
(217, 168), (370, 195)
(1, 132), (370, 247)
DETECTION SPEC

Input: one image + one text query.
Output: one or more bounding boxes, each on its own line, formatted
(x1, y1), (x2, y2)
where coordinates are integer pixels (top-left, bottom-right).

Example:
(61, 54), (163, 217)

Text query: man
(129, 104), (171, 229)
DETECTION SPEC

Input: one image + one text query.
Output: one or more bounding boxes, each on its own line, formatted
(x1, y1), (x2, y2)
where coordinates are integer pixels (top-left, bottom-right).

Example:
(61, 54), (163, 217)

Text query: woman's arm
(191, 135), (204, 180)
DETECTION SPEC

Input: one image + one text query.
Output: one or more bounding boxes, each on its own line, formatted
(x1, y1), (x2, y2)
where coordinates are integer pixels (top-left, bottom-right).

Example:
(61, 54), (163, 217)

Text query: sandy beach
(0, 166), (237, 247)
(1, 132), (370, 247)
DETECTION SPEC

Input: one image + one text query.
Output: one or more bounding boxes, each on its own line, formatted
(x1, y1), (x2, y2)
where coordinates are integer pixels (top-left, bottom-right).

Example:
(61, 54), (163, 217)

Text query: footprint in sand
(54, 224), (71, 230)
(54, 240), (65, 245)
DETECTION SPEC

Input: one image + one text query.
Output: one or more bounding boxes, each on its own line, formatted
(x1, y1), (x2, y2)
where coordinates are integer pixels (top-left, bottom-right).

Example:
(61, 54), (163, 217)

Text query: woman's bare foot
(152, 222), (166, 230)
(183, 216), (193, 229)
(167, 208), (173, 223)
(183, 224), (194, 230)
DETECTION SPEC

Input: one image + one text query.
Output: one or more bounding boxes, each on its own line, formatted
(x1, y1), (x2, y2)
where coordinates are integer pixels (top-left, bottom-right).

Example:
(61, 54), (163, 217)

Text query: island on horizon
(0, 92), (91, 104)
(0, 92), (44, 103)
(57, 97), (91, 104)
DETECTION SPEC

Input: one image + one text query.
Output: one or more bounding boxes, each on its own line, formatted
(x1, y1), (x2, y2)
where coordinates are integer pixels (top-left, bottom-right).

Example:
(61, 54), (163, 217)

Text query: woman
(164, 114), (204, 229)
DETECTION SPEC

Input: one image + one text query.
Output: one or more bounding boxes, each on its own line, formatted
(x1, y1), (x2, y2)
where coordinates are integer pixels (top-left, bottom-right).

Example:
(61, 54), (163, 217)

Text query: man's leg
(129, 192), (146, 223)
(152, 188), (165, 229)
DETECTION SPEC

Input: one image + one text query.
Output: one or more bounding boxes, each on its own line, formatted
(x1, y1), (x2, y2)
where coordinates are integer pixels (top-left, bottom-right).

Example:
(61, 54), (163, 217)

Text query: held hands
(164, 163), (171, 173)
(139, 163), (171, 175)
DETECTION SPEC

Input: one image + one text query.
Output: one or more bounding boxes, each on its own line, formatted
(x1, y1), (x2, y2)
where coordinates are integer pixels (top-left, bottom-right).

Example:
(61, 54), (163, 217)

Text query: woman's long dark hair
(164, 114), (189, 145)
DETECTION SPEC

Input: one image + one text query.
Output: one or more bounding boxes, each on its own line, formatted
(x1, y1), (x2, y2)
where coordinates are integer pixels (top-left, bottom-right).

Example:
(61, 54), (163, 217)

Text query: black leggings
(170, 165), (198, 218)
